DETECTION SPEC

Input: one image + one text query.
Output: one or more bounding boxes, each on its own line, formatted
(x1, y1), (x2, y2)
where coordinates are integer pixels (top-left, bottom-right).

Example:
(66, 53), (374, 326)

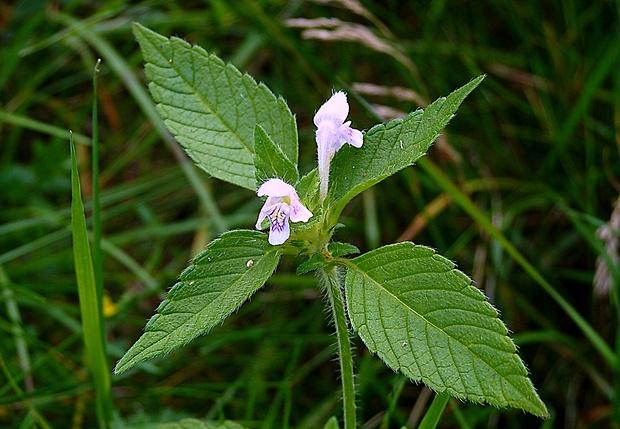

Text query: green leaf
(322, 416), (340, 429)
(254, 124), (299, 185)
(133, 23), (298, 190)
(144, 418), (248, 429)
(328, 75), (485, 217)
(114, 230), (280, 374)
(295, 168), (320, 213)
(343, 242), (547, 417)
(70, 135), (113, 426)
(296, 254), (328, 275)
(328, 242), (360, 257)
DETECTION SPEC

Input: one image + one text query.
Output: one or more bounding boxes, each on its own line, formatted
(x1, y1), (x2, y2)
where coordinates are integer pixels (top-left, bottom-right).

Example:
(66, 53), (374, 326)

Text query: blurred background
(1, 0), (619, 428)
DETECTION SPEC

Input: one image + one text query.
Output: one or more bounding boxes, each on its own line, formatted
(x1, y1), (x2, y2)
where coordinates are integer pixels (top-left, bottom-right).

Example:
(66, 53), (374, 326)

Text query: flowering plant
(115, 24), (547, 427)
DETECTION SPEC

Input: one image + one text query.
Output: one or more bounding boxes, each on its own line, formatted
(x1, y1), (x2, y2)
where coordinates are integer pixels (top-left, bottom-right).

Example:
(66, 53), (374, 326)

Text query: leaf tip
(131, 21), (146, 37)
(112, 358), (129, 375)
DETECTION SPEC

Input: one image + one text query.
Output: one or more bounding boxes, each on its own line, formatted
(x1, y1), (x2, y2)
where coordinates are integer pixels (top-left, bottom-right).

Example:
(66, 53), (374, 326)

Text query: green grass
(1, 0), (619, 428)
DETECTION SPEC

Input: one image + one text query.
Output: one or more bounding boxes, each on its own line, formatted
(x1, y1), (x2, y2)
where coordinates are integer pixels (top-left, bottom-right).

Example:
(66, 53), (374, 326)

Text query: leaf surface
(115, 230), (279, 373)
(344, 242), (547, 417)
(329, 76), (484, 216)
(254, 124), (299, 185)
(133, 23), (298, 190)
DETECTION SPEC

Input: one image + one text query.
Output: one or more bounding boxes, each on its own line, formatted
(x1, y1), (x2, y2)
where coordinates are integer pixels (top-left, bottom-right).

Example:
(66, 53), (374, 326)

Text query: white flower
(314, 91), (363, 200)
(255, 178), (313, 245)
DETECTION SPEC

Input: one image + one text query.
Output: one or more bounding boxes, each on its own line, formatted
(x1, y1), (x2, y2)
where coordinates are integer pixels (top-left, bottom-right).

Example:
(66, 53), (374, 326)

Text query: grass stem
(416, 393), (449, 429)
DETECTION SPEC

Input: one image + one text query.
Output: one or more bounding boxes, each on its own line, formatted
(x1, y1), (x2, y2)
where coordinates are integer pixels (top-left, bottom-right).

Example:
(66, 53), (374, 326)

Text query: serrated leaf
(133, 23), (298, 190)
(329, 75), (485, 217)
(254, 124), (299, 185)
(295, 168), (320, 212)
(296, 168), (319, 195)
(328, 242), (360, 257)
(115, 230), (280, 374)
(343, 243), (547, 417)
(297, 254), (328, 275)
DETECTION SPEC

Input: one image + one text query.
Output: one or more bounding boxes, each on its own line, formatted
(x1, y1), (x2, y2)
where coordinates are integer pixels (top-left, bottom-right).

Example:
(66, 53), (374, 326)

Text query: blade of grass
(416, 392), (449, 429)
(382, 376), (406, 428)
(363, 188), (381, 250)
(0, 267), (34, 393)
(91, 58), (106, 346)
(0, 110), (91, 145)
(448, 399), (472, 429)
(238, 0), (324, 91)
(563, 206), (620, 424)
(0, 167), (184, 238)
(0, 353), (52, 429)
(0, 227), (71, 266)
(418, 156), (616, 368)
(563, 207), (620, 292)
(552, 26), (620, 162)
(262, 340), (303, 428)
(70, 132), (113, 427)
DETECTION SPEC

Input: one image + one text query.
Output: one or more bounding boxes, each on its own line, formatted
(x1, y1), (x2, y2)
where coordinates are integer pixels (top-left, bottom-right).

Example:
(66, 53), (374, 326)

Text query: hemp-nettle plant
(115, 23), (548, 426)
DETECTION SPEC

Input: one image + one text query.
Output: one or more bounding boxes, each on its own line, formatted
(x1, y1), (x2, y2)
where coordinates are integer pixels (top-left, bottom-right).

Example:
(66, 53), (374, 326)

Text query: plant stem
(322, 265), (356, 429)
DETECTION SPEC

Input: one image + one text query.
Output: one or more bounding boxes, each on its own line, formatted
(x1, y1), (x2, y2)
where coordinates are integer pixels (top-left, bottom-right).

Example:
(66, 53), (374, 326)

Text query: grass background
(1, 0), (619, 427)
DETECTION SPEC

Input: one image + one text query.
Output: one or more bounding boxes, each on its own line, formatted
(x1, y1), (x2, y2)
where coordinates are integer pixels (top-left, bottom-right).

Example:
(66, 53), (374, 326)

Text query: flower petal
(255, 199), (273, 230)
(289, 201), (313, 223)
(314, 91), (349, 127)
(339, 123), (364, 148)
(269, 221), (290, 245)
(267, 203), (291, 245)
(257, 178), (295, 198)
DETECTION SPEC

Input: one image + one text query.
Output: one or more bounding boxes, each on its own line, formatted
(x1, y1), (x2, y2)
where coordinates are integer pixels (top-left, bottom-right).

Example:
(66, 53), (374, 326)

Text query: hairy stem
(321, 265), (356, 429)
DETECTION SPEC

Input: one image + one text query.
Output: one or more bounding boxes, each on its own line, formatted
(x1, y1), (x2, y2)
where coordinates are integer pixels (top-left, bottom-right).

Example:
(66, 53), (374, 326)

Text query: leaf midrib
(144, 33), (254, 158)
(333, 110), (430, 213)
(141, 247), (279, 351)
(345, 252), (529, 402)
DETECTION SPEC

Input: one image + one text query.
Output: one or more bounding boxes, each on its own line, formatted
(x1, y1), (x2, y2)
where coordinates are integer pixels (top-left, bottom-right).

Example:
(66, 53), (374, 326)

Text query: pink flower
(314, 91), (363, 200)
(255, 179), (313, 245)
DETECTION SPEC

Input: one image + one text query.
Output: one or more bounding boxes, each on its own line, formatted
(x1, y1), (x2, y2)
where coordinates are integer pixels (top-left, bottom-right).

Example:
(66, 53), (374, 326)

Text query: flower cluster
(256, 91), (362, 245)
